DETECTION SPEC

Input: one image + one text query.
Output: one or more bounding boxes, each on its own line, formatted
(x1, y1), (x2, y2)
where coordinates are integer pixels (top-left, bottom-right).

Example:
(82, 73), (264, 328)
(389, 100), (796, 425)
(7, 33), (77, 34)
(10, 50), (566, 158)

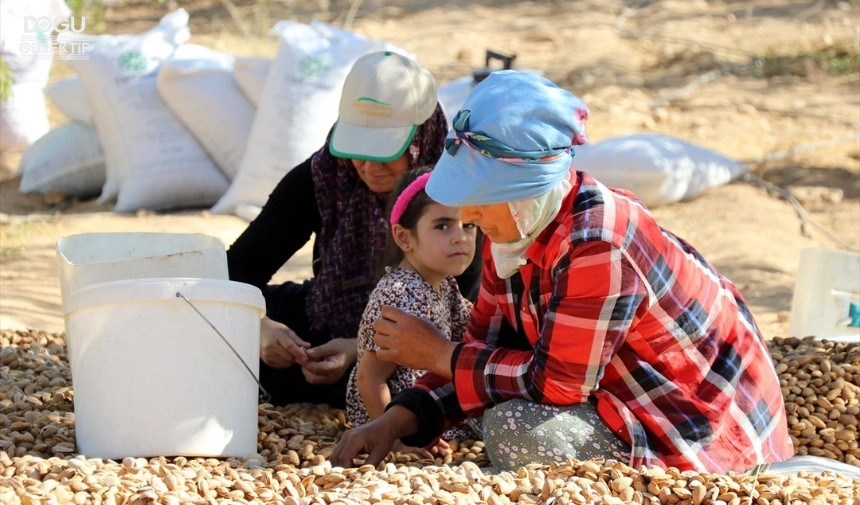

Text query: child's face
(402, 202), (477, 288)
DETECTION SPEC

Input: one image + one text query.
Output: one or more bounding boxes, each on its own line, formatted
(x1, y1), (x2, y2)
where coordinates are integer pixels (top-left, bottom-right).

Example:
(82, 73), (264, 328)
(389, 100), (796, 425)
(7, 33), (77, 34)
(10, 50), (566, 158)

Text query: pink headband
(390, 172), (432, 226)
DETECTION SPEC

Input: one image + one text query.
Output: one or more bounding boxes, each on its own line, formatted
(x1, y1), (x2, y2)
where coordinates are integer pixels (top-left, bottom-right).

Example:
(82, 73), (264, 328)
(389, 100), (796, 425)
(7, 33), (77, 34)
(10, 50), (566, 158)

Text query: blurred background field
(2, 0), (858, 339)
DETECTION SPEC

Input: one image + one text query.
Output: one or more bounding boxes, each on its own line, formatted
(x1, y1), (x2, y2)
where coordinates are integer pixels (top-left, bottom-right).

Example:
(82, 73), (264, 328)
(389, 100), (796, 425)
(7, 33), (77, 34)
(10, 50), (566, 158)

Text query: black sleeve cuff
(450, 342), (463, 371)
(386, 388), (445, 448)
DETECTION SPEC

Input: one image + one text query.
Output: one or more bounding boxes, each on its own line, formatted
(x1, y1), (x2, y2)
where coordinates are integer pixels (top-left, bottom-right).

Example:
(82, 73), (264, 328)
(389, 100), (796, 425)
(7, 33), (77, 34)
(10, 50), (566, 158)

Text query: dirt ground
(1, 0), (858, 341)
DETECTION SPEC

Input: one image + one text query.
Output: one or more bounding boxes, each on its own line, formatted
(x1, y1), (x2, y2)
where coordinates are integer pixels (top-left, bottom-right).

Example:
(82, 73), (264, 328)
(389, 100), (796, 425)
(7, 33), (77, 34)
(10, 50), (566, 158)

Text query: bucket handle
(175, 292), (272, 403)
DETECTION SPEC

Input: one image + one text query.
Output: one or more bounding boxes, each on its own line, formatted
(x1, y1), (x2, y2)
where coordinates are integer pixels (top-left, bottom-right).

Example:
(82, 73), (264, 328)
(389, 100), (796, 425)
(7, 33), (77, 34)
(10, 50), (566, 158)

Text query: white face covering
(490, 177), (573, 278)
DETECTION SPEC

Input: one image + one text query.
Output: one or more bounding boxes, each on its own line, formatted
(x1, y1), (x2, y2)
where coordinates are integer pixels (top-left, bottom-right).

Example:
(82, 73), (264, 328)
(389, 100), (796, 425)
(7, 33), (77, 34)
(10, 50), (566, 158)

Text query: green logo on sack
(35, 30), (49, 51)
(117, 50), (147, 74)
(299, 55), (328, 79)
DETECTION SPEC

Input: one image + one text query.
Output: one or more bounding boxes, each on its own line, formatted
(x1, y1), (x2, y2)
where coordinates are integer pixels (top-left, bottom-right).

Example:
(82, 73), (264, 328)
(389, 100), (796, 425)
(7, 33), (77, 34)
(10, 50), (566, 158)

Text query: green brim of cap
(329, 120), (417, 162)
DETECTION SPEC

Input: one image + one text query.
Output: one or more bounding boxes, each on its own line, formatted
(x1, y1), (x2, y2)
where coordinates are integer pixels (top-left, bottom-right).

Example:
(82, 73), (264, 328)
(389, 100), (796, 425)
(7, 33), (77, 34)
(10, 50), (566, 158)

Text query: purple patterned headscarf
(307, 104), (448, 341)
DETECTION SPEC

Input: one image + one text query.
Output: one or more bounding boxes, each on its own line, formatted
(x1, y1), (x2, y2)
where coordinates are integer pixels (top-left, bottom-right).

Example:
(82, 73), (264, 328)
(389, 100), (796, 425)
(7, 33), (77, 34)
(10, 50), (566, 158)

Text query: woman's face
(351, 153), (411, 193)
(460, 203), (521, 243)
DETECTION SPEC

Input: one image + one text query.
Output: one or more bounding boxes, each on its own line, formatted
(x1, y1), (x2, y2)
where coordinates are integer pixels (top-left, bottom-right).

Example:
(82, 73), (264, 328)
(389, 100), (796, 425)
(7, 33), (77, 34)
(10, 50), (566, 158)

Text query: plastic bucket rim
(64, 277), (265, 317)
(56, 232), (226, 266)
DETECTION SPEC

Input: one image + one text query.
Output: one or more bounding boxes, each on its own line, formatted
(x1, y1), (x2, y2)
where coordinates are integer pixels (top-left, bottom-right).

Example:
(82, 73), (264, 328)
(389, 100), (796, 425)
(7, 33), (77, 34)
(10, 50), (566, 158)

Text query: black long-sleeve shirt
(227, 156), (320, 290)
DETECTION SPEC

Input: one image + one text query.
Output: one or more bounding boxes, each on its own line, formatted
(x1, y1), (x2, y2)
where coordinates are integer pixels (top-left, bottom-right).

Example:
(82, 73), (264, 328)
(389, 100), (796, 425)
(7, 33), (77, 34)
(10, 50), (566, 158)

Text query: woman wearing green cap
(226, 51), (481, 407)
(331, 71), (793, 473)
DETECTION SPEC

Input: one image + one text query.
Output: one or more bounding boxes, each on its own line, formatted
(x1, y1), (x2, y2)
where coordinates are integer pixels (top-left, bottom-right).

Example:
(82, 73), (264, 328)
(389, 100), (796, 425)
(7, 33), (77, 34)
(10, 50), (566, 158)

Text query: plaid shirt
(403, 171), (793, 473)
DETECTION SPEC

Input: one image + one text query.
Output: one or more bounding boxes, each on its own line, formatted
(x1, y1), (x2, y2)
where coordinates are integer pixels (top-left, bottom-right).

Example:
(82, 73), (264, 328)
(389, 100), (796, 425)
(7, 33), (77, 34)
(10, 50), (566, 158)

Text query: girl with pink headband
(344, 166), (478, 458)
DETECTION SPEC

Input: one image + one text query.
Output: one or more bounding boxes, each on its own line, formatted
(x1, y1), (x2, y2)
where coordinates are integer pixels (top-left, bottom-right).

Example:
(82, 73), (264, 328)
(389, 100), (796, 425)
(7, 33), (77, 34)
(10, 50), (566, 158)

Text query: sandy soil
(1, 0), (858, 340)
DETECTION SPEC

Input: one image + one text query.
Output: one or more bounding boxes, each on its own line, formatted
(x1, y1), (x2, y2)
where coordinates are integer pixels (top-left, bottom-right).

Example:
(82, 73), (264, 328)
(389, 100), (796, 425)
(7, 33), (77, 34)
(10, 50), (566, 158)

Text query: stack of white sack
(17, 10), (412, 217)
(1, 0), (71, 154)
(210, 20), (410, 215)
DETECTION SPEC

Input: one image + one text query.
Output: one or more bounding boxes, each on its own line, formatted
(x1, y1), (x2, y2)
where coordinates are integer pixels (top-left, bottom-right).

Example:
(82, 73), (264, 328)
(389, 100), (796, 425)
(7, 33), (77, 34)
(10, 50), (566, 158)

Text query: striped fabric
(412, 171), (793, 473)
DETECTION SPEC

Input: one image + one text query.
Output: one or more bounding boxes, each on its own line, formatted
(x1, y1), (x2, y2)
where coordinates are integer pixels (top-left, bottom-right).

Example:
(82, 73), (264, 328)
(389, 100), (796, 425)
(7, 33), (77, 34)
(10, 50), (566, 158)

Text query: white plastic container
(788, 247), (860, 342)
(438, 50), (524, 129)
(63, 277), (265, 459)
(56, 232), (229, 309)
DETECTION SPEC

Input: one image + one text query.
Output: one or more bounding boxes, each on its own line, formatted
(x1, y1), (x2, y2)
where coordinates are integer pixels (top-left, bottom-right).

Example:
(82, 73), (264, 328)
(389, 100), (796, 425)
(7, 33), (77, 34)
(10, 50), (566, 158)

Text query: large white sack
(18, 121), (104, 198)
(157, 44), (255, 181)
(573, 133), (748, 207)
(0, 0), (71, 153)
(45, 75), (92, 125)
(1, 83), (51, 153)
(211, 21), (407, 214)
(63, 9), (229, 212)
(233, 56), (271, 107)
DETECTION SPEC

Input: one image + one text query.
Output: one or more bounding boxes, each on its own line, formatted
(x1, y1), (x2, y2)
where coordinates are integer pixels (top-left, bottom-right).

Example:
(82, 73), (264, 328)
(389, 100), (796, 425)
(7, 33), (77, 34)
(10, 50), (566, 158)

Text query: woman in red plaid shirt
(332, 71), (793, 473)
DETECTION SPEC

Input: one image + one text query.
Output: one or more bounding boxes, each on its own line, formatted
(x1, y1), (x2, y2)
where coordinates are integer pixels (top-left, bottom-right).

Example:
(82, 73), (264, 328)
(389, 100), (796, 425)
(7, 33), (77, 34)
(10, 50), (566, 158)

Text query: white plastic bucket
(63, 277), (265, 459)
(788, 247), (860, 342)
(56, 232), (229, 310)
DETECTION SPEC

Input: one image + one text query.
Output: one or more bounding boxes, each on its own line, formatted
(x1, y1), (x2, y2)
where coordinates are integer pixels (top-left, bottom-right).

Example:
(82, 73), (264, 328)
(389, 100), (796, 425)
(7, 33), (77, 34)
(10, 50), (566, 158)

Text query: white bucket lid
(64, 277), (265, 317)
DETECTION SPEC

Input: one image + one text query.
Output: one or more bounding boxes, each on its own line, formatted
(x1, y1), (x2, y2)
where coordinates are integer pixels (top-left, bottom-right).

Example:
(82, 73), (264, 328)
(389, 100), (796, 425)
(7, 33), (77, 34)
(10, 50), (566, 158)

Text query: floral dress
(346, 266), (476, 441)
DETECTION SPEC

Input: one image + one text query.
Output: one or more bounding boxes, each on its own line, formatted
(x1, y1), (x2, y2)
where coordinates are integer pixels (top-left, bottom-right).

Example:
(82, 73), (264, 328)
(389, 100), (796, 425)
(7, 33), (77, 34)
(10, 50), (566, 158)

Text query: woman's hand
(372, 307), (457, 379)
(303, 337), (358, 385)
(331, 405), (420, 468)
(259, 316), (310, 368)
(392, 437), (451, 461)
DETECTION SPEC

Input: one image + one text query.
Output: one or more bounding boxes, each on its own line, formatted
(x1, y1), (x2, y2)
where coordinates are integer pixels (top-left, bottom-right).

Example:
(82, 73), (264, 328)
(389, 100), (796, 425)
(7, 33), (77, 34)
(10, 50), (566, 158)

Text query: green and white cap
(330, 51), (438, 162)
